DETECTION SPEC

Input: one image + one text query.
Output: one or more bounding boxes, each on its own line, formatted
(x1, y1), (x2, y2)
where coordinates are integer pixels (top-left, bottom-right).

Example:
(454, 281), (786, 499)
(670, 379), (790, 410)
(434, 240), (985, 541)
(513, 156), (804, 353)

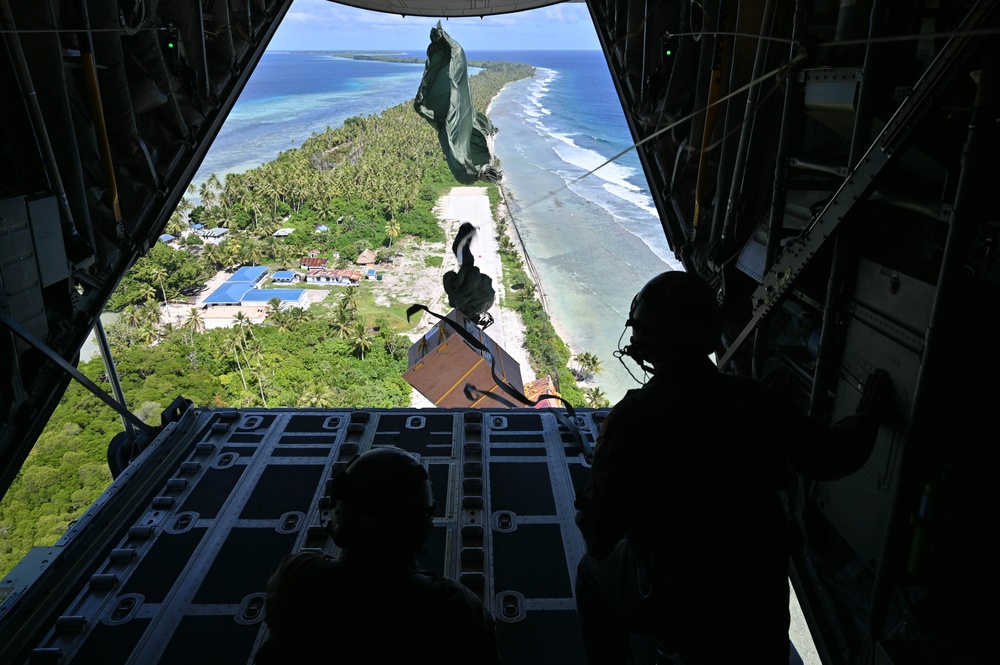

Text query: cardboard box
(404, 309), (524, 408)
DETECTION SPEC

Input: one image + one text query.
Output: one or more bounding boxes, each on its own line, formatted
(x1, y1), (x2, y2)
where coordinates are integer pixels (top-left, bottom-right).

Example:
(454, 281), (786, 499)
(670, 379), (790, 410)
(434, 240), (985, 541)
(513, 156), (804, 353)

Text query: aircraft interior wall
(587, 0), (1000, 662)
(0, 0), (296, 501)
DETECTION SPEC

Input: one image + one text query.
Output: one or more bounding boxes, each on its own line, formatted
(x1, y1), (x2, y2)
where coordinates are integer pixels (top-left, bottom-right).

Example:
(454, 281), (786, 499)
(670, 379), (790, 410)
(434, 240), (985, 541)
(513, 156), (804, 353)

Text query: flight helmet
(328, 446), (436, 553)
(623, 271), (722, 365)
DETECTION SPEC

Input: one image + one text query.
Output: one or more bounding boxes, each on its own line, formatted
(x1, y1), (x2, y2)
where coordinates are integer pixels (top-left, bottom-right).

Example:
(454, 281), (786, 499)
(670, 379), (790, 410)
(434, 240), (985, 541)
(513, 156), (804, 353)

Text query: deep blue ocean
(194, 50), (681, 401)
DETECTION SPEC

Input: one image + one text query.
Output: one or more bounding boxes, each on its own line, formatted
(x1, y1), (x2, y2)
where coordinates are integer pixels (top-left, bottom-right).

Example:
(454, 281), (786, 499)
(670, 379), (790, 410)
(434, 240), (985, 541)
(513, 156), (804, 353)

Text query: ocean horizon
(190, 50), (679, 403)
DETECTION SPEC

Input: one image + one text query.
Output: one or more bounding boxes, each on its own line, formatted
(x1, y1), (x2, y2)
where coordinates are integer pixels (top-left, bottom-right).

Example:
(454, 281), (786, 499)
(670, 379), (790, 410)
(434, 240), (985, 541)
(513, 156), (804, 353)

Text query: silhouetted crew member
(257, 446), (501, 664)
(575, 271), (889, 664)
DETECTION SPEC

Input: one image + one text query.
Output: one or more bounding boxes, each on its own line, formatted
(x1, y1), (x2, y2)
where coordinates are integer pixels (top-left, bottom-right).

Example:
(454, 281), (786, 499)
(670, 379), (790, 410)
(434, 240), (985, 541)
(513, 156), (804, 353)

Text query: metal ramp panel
(19, 407), (603, 665)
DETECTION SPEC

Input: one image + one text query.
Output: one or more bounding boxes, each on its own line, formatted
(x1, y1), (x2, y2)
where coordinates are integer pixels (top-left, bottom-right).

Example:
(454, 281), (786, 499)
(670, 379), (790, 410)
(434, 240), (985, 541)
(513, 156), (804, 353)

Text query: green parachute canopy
(414, 22), (500, 184)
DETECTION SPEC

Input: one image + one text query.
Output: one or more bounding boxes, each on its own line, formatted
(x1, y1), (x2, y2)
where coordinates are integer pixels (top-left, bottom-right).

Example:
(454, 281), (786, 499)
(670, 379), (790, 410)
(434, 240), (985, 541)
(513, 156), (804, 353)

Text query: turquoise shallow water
(193, 53), (426, 186)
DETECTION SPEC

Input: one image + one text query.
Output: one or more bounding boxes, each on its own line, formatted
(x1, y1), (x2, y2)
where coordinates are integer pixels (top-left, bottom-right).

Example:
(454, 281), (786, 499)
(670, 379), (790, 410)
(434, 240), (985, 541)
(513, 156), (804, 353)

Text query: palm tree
(276, 244), (295, 270)
(228, 328), (248, 391)
(341, 286), (361, 313)
(233, 311), (254, 341)
(262, 236), (278, 261)
(244, 238), (264, 267)
(519, 280), (537, 300)
(298, 380), (339, 408)
(385, 219), (400, 248)
(585, 387), (609, 409)
(214, 202), (238, 230)
(198, 174), (220, 209)
(243, 336), (269, 407)
(266, 297), (283, 319)
(121, 304), (143, 329)
(202, 243), (222, 271)
(166, 210), (187, 235)
(332, 307), (354, 340)
(134, 281), (156, 304)
(287, 307), (309, 329)
(184, 307), (205, 332)
(220, 239), (243, 270)
(587, 353), (604, 379)
(350, 320), (373, 360)
(315, 197), (337, 226)
(183, 307), (205, 345)
(139, 300), (162, 328)
(176, 196), (193, 218)
(149, 266), (169, 303)
(138, 322), (158, 346)
(576, 352), (604, 381)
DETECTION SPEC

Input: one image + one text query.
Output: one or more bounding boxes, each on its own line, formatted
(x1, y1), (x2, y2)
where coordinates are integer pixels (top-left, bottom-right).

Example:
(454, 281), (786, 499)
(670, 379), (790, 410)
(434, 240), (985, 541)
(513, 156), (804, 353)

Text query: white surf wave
(551, 139), (640, 192)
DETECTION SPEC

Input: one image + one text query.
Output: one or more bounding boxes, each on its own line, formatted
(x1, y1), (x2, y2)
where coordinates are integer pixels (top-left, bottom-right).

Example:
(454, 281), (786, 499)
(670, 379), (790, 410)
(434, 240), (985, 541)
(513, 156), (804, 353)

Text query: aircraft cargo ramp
(1, 406), (602, 664)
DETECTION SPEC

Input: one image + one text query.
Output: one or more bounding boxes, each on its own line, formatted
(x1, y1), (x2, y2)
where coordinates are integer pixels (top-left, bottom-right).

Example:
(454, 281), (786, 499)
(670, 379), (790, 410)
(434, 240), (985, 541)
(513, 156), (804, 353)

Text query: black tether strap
(406, 304), (588, 456)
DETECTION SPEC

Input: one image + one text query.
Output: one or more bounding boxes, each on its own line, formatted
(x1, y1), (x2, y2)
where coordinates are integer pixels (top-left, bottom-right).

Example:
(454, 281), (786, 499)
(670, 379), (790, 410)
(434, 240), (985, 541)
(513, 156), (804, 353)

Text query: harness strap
(407, 304), (587, 454)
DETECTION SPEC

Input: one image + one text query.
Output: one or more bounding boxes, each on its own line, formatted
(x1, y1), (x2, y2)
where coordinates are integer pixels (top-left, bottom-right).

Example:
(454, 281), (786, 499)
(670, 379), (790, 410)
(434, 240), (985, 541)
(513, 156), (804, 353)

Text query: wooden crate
(404, 309), (524, 408)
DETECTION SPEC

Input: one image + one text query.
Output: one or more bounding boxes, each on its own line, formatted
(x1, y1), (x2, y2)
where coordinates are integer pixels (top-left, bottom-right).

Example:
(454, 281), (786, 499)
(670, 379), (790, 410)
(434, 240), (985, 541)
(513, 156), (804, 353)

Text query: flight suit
(575, 356), (881, 664)
(256, 551), (502, 664)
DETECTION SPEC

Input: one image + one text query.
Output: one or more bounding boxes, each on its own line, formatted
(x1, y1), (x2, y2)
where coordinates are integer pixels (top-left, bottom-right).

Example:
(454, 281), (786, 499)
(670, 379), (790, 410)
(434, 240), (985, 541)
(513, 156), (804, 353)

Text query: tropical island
(0, 58), (608, 576)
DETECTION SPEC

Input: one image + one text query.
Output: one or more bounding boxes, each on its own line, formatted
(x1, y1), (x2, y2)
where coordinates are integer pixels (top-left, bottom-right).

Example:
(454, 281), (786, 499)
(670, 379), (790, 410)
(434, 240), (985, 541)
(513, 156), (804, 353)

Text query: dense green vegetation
(109, 242), (213, 311)
(0, 57), (594, 577)
(0, 292), (411, 573)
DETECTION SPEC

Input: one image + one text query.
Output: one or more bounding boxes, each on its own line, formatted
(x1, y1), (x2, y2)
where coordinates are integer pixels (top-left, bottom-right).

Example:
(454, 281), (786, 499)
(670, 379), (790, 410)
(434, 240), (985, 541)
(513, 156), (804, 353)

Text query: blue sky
(268, 0), (601, 52)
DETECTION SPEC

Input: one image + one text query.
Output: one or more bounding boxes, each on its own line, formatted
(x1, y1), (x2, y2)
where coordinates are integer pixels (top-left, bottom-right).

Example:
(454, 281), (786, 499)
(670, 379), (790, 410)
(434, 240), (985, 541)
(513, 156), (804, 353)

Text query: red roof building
(300, 257), (329, 270)
(523, 376), (561, 409)
(304, 269), (361, 284)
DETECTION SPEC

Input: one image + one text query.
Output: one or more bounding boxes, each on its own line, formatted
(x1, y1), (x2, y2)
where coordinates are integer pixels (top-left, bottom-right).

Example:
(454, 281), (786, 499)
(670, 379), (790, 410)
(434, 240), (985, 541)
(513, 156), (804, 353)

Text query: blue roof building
(228, 266), (267, 284)
(158, 233), (175, 243)
(202, 267), (307, 308)
(203, 283), (252, 306)
(242, 289), (306, 304)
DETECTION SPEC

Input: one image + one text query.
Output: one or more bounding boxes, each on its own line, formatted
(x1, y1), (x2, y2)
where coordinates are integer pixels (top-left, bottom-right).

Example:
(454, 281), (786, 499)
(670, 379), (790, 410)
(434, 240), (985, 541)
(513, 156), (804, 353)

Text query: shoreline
(487, 63), (676, 403)
(494, 178), (600, 397)
(495, 179), (574, 353)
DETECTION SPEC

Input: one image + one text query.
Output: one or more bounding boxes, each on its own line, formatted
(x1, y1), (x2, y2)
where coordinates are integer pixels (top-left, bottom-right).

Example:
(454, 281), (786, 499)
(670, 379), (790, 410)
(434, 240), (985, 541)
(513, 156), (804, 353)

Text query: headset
(615, 272), (722, 381)
(327, 447), (436, 553)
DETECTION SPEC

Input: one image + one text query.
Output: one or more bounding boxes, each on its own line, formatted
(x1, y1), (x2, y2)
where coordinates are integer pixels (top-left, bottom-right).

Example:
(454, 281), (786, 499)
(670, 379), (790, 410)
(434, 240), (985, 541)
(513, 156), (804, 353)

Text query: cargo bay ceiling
(328, 0), (571, 16)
